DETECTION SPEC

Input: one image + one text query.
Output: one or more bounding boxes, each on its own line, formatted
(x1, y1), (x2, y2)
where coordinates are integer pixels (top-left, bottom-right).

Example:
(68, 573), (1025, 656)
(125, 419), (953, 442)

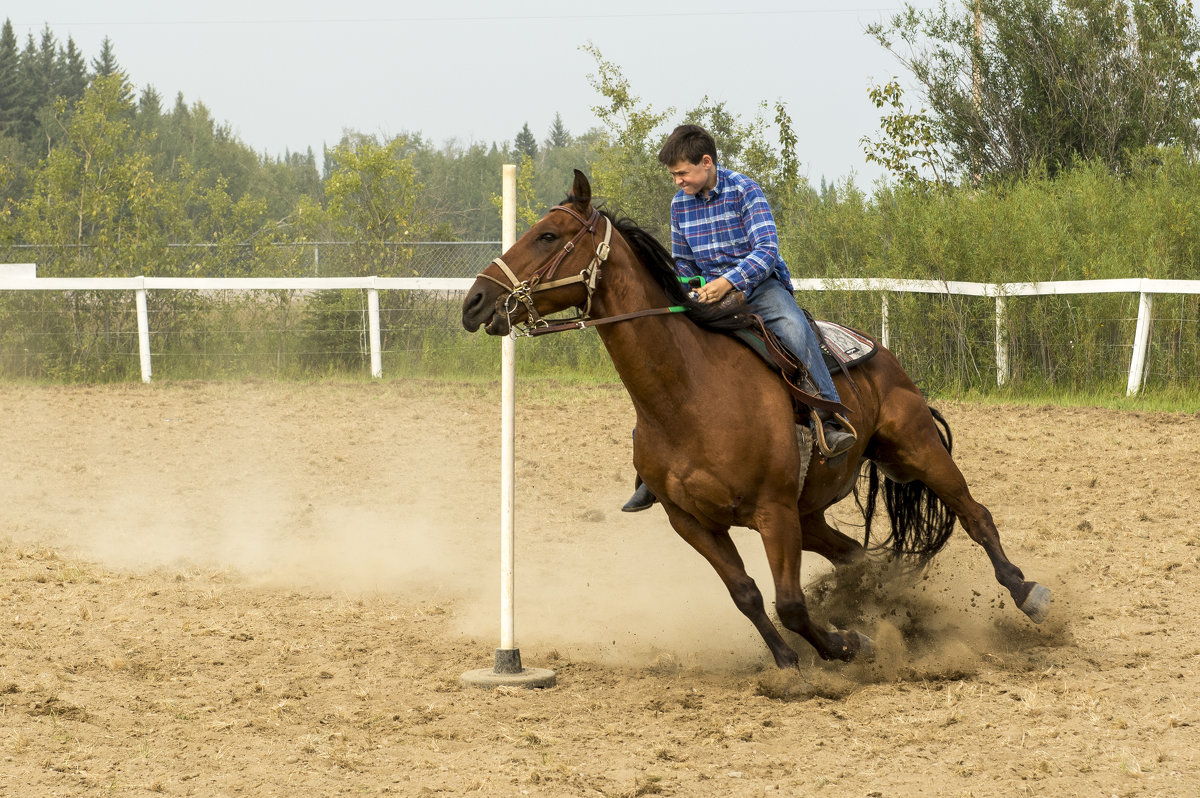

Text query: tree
(90, 36), (123, 80)
(546, 112), (570, 148)
(582, 43), (674, 235)
(55, 36), (88, 104)
(15, 74), (165, 275)
(324, 134), (428, 274)
(869, 0), (1200, 180)
(514, 122), (538, 160)
(860, 78), (948, 185)
(0, 20), (22, 138)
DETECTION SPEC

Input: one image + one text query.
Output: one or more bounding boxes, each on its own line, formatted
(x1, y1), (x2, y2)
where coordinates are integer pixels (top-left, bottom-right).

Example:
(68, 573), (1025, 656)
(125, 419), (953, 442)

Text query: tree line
(2, 3), (1199, 390)
(5, 4), (1200, 282)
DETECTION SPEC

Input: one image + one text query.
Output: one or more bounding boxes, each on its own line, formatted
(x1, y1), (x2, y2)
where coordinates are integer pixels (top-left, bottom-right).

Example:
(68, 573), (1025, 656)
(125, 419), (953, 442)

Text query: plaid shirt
(669, 166), (793, 294)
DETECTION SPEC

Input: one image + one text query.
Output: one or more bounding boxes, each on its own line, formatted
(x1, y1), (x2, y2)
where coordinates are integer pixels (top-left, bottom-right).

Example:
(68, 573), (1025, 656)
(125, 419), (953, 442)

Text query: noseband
(476, 204), (613, 332)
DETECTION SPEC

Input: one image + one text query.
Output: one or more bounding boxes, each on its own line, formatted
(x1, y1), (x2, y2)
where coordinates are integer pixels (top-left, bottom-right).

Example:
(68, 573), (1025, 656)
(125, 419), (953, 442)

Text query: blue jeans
(746, 277), (840, 402)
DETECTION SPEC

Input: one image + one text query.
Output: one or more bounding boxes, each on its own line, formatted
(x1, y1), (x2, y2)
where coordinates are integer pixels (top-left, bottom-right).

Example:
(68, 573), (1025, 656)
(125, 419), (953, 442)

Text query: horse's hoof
(1019, 583), (1052, 624)
(852, 630), (875, 661)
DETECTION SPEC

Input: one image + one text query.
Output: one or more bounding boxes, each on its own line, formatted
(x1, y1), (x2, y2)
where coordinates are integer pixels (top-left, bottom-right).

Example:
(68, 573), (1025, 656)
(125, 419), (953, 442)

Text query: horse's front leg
(757, 503), (874, 663)
(661, 503), (800, 670)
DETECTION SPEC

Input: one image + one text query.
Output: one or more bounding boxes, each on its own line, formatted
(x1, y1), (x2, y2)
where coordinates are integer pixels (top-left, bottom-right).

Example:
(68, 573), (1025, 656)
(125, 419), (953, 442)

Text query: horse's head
(462, 170), (610, 336)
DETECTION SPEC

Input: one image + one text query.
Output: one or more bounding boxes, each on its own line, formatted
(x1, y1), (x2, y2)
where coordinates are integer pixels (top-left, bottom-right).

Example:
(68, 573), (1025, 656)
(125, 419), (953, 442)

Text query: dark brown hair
(657, 124), (718, 167)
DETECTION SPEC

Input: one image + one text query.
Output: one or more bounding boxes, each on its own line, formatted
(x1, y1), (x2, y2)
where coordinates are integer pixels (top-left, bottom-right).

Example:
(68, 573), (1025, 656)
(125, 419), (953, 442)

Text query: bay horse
(461, 170), (1051, 668)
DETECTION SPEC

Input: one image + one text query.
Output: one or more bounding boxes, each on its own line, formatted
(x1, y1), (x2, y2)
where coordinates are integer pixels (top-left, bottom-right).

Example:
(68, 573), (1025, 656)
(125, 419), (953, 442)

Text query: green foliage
(514, 122), (538, 160)
(1, 23), (1198, 398)
(324, 134), (426, 259)
(489, 153), (542, 234)
(870, 0), (1200, 181)
(862, 78), (947, 185)
(582, 42), (674, 235)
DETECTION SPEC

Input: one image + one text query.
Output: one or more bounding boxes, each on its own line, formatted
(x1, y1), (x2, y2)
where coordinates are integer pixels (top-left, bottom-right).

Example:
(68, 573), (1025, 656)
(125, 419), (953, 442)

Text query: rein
(475, 204), (687, 336)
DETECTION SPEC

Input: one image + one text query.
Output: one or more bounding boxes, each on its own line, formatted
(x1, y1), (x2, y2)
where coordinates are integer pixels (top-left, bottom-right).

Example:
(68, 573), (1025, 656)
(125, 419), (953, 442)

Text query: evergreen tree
(547, 112), (570, 148)
(0, 20), (22, 138)
(135, 84), (162, 140)
(12, 32), (44, 142)
(514, 122), (537, 160)
(56, 37), (88, 105)
(31, 28), (58, 105)
(138, 84), (162, 119)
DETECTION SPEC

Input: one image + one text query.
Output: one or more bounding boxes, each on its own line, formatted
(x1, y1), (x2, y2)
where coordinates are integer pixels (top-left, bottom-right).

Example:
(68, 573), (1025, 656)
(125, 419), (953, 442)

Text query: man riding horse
(623, 124), (856, 512)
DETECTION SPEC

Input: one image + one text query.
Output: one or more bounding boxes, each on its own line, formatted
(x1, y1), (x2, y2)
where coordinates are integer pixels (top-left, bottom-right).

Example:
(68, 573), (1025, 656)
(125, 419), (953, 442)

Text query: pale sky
(6, 0), (945, 184)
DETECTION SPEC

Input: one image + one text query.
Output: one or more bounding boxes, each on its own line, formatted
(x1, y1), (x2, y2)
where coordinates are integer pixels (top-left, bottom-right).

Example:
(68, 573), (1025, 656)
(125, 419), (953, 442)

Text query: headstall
(475, 204), (612, 333)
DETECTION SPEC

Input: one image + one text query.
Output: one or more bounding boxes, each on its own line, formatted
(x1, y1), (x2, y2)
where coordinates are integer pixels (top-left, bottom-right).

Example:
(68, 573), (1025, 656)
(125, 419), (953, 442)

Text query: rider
(623, 124), (856, 512)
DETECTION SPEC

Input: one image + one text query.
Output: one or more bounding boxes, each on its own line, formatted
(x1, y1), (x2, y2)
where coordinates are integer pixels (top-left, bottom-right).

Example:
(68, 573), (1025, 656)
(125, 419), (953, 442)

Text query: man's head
(658, 124), (718, 197)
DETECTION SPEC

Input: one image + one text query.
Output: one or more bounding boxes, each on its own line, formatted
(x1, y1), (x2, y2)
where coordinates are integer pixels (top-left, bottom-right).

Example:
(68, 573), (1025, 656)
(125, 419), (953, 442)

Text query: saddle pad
(816, 320), (878, 371)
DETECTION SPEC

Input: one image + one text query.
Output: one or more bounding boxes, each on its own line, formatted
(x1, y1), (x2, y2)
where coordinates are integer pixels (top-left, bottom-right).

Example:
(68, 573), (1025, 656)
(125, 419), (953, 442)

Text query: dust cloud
(2, 381), (1069, 678)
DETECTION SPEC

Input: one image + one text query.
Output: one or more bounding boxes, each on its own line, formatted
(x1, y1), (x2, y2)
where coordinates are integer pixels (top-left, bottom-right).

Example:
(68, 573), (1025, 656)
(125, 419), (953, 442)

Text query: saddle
(732, 311), (877, 423)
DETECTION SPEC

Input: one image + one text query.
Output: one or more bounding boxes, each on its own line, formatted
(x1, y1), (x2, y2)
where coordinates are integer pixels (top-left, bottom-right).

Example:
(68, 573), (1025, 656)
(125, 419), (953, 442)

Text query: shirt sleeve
(670, 203), (700, 279)
(718, 182), (780, 294)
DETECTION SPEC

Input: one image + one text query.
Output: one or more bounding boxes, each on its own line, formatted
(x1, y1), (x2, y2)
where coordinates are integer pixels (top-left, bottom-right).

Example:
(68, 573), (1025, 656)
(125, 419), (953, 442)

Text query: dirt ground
(0, 379), (1197, 797)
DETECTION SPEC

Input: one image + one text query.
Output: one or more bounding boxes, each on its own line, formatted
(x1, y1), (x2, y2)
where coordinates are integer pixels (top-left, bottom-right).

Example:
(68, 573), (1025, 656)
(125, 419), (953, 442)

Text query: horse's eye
(538, 232), (556, 242)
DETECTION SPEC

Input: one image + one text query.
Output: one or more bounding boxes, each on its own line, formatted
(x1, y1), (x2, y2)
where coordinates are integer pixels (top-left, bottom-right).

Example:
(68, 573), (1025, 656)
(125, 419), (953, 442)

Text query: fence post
(135, 279), (152, 383)
(367, 286), (383, 378)
(995, 292), (1009, 387)
(1127, 290), (1153, 396)
(880, 294), (890, 350)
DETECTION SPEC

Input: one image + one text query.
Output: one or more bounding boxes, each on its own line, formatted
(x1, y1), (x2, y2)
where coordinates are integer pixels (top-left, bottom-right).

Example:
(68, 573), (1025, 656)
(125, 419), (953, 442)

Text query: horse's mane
(571, 199), (753, 332)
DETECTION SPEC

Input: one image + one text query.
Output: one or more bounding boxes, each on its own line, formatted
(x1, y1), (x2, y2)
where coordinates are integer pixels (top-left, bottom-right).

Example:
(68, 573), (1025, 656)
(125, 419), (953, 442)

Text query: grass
(3, 364), (1196, 415)
(949, 383), (1200, 414)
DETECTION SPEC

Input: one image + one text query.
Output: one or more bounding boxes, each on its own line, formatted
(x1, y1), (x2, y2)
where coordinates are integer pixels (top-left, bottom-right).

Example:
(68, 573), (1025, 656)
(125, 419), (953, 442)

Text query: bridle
(476, 203), (688, 336)
(476, 204), (612, 333)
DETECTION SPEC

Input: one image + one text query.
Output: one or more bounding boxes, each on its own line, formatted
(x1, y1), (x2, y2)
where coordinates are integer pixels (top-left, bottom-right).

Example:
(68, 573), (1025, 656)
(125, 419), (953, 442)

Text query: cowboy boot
(813, 408), (857, 459)
(621, 476), (657, 512)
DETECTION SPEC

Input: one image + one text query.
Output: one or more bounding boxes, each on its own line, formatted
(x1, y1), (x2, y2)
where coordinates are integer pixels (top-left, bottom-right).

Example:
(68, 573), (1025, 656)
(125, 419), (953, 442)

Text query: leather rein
(475, 204), (687, 337)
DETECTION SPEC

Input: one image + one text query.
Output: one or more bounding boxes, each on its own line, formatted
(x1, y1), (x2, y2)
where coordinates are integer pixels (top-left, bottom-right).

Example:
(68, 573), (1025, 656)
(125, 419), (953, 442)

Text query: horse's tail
(857, 407), (957, 564)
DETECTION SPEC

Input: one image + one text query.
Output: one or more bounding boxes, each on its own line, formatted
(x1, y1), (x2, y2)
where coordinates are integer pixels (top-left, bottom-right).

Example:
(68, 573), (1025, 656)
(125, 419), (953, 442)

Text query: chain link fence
(0, 242), (501, 279)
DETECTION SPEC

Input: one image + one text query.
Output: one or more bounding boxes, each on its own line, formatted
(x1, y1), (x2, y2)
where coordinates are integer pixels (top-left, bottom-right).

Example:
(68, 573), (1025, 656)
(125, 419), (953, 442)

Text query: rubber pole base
(461, 648), (557, 690)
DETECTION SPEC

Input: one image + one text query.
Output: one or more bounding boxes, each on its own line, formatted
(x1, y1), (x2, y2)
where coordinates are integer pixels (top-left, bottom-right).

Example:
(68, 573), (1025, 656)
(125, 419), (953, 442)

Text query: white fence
(2, 272), (1199, 396)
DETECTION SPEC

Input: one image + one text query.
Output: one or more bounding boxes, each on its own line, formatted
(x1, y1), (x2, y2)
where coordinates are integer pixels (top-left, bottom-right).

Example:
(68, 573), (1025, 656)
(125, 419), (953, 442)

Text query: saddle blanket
(815, 320), (877, 371)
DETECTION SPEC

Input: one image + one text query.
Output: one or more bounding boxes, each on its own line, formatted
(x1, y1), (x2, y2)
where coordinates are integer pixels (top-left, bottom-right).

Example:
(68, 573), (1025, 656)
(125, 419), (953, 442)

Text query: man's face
(667, 155), (717, 196)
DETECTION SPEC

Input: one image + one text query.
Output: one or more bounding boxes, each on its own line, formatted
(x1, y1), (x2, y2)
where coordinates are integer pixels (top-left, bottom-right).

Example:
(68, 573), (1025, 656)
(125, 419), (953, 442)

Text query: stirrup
(811, 409), (857, 460)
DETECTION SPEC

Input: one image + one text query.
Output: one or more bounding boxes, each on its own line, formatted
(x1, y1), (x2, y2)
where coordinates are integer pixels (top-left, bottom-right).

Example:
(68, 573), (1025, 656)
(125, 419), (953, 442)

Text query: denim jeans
(745, 277), (840, 402)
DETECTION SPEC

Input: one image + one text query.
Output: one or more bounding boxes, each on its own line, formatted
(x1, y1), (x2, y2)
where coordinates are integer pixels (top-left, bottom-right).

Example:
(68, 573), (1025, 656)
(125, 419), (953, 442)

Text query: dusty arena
(1, 379), (1197, 796)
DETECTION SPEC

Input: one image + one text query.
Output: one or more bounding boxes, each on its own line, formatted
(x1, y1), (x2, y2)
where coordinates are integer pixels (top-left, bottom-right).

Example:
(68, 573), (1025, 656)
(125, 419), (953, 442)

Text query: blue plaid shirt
(669, 166), (793, 294)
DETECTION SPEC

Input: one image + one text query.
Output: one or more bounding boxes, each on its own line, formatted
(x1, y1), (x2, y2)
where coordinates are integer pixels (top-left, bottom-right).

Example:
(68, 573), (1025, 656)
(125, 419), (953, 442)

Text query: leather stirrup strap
(750, 314), (849, 416)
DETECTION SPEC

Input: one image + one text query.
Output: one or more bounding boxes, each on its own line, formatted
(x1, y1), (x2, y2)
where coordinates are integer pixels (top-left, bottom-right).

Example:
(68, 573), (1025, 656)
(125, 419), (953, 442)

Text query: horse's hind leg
(661, 504), (801, 669)
(878, 406), (1051, 623)
(800, 510), (865, 567)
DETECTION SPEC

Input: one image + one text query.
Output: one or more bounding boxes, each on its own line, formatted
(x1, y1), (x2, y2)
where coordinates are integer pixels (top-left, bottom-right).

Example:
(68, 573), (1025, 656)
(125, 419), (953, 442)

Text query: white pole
(1127, 291), (1153, 396)
(461, 164), (554, 687)
(367, 287), (383, 378)
(880, 294), (890, 350)
(135, 282), (152, 383)
(995, 294), (1009, 387)
(499, 164), (517, 654)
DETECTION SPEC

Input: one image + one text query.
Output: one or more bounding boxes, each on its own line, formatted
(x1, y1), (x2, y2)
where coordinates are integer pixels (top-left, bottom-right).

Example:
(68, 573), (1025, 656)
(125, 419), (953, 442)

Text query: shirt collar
(697, 166), (726, 202)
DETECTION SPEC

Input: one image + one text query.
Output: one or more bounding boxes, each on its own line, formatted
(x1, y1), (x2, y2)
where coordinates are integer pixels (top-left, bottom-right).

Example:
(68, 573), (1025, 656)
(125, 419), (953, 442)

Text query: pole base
(461, 648), (556, 689)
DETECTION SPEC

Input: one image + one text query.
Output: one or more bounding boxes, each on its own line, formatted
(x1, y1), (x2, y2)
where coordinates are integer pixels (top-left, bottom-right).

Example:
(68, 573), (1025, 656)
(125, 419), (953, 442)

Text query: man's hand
(694, 276), (734, 304)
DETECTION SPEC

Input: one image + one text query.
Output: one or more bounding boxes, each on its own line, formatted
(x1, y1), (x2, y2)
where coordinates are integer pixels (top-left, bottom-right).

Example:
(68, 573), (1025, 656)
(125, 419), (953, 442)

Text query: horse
(461, 169), (1051, 669)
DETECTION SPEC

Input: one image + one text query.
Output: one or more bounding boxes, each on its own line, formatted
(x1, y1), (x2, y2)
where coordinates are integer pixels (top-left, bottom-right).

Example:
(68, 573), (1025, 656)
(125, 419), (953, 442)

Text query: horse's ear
(570, 169), (592, 211)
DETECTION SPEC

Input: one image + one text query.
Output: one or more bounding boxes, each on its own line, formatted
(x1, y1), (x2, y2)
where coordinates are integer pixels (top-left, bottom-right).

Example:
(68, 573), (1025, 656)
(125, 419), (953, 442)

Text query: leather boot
(814, 409), (857, 459)
(621, 478), (657, 512)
